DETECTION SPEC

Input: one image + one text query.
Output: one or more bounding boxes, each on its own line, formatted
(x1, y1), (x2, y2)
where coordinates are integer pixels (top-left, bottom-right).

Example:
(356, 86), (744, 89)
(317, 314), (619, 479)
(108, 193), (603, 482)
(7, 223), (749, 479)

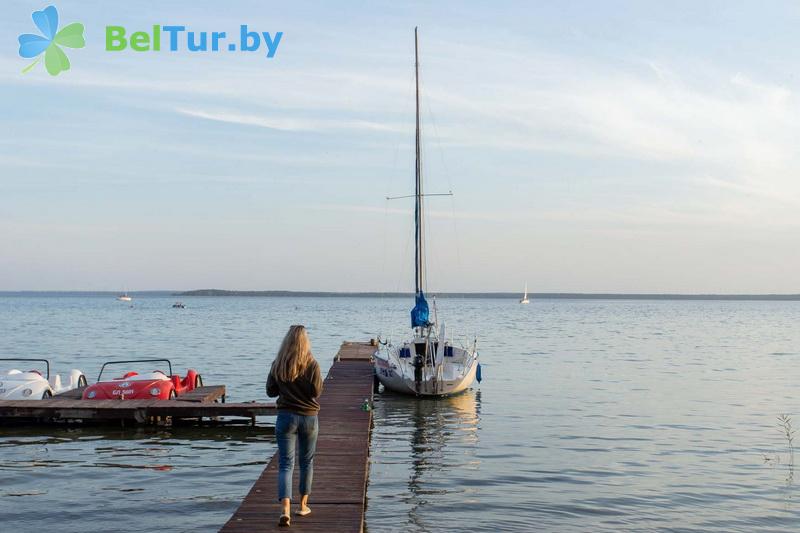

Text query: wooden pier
(220, 341), (376, 533)
(0, 385), (277, 424)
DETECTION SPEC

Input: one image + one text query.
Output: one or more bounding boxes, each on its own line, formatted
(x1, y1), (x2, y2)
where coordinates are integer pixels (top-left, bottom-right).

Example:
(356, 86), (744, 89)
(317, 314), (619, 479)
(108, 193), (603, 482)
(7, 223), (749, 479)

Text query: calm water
(1, 295), (799, 532)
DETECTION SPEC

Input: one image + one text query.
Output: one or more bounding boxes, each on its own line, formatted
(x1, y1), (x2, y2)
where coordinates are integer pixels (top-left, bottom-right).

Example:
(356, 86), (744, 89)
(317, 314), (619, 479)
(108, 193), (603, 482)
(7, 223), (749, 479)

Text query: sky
(2, 0), (800, 293)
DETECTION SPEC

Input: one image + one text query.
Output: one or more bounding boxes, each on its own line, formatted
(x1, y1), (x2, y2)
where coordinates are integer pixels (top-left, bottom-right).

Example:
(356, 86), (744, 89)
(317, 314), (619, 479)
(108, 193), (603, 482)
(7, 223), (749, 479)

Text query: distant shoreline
(3, 290), (798, 301)
(173, 290), (800, 300)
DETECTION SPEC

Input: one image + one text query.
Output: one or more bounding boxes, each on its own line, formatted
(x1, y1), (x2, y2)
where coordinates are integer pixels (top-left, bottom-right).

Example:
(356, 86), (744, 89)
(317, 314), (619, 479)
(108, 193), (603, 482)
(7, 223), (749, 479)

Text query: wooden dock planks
(220, 341), (377, 533)
(0, 385), (277, 423)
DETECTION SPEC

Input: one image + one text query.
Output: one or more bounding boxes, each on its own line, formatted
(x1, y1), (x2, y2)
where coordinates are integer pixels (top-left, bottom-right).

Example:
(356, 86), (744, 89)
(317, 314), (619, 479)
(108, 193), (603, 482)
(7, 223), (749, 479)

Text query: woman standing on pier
(267, 325), (323, 527)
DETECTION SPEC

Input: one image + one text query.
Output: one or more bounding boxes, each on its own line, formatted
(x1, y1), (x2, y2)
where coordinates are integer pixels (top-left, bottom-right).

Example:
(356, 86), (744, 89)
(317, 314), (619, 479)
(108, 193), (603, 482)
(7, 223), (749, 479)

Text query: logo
(18, 5), (85, 76)
(104, 25), (282, 57)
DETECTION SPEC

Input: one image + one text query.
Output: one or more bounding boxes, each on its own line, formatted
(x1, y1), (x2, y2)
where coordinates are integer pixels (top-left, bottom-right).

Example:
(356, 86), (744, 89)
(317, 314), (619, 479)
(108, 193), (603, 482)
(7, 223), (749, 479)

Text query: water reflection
(370, 389), (481, 531)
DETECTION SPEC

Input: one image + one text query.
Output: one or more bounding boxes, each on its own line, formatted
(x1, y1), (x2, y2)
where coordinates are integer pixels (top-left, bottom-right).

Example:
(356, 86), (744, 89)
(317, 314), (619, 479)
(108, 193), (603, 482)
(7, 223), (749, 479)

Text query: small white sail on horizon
(520, 282), (530, 304)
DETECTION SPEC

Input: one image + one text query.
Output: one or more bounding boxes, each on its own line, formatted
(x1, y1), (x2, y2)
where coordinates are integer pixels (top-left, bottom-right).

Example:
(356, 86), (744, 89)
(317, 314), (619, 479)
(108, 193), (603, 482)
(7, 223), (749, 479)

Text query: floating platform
(220, 341), (376, 533)
(0, 385), (277, 425)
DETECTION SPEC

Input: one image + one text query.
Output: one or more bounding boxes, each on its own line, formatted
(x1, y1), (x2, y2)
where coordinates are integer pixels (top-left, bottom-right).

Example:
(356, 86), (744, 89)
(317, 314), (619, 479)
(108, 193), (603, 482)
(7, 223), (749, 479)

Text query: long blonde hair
(271, 325), (313, 382)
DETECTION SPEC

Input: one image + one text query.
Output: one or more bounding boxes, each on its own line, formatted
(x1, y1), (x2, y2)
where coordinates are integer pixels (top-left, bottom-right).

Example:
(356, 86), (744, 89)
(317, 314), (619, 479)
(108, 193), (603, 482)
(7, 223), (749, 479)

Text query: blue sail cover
(410, 291), (431, 328)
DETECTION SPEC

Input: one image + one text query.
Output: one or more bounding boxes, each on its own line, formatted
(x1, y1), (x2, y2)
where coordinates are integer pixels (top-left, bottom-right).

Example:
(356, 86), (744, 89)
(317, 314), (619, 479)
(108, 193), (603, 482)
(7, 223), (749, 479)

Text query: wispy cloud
(309, 197), (800, 230)
(173, 107), (405, 133)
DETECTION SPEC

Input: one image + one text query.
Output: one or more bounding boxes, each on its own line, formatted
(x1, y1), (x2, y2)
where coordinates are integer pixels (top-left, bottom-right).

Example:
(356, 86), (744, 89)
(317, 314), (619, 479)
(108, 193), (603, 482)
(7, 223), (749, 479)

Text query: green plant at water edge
(778, 414), (795, 469)
(762, 414), (795, 485)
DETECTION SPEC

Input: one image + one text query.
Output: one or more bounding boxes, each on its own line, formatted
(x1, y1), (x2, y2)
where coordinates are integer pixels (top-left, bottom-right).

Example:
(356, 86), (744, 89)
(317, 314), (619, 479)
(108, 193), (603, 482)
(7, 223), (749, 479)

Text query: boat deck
(220, 341), (376, 533)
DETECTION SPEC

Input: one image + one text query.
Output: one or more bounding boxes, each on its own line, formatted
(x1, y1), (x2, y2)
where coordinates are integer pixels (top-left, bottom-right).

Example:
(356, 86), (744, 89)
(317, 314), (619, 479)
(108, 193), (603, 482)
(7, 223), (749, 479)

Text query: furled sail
(410, 291), (431, 328)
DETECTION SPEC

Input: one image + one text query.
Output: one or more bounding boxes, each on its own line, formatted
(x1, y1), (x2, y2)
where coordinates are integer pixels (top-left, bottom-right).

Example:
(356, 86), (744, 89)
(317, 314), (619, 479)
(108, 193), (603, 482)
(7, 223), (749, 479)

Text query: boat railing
(377, 327), (478, 355)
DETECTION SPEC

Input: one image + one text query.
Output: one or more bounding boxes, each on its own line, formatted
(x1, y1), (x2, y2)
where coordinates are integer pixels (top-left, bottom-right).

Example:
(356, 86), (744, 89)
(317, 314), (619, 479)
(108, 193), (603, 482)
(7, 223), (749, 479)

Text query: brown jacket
(266, 359), (323, 415)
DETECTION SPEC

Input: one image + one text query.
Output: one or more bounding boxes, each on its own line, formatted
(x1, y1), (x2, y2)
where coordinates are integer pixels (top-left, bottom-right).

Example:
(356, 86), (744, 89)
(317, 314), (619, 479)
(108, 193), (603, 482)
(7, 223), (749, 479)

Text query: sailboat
(373, 28), (480, 397)
(520, 282), (530, 304)
(116, 290), (132, 302)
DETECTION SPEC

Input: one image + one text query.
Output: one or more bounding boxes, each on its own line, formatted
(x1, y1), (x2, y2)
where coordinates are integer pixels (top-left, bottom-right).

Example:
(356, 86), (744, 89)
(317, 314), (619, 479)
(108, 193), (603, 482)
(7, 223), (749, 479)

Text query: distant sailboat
(520, 283), (530, 304)
(117, 291), (132, 302)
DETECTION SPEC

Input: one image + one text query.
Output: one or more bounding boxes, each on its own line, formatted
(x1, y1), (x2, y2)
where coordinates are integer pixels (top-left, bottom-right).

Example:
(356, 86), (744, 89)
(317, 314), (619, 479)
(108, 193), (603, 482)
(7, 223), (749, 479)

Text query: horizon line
(2, 289), (800, 301)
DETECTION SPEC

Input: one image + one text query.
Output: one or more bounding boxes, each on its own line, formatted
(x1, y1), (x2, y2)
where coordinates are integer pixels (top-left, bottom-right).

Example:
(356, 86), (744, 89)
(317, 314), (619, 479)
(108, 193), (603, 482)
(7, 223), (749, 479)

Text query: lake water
(1, 295), (799, 532)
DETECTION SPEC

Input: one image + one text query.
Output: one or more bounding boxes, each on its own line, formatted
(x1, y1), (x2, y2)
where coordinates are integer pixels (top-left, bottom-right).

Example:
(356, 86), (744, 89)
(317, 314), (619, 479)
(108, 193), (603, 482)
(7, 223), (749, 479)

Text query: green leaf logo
(18, 5), (85, 76)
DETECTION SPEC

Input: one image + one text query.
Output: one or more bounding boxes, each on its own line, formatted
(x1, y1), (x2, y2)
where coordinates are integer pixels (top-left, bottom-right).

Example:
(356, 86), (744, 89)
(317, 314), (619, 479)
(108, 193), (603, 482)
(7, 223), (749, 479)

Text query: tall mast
(414, 26), (425, 297)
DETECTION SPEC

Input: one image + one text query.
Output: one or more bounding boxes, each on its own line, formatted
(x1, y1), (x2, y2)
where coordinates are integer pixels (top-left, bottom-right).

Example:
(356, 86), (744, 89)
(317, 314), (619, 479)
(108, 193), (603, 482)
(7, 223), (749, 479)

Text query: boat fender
(476, 363), (482, 383)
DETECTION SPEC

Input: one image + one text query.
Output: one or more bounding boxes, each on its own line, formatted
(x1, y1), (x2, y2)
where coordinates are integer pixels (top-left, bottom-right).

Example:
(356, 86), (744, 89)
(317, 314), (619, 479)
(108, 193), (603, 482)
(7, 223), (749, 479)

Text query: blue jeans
(276, 411), (318, 501)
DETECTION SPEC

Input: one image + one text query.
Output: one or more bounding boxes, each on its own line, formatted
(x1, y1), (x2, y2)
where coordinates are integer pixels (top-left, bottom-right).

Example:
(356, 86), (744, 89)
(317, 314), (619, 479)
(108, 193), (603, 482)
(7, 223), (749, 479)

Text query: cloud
(173, 107), (405, 133)
(307, 203), (535, 222)
(309, 195), (800, 231)
(0, 154), (63, 168)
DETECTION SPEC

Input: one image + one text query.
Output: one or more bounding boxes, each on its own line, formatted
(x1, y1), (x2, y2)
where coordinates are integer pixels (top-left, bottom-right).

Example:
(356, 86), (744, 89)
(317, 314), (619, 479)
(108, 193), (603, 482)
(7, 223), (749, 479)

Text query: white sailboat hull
(374, 339), (478, 397)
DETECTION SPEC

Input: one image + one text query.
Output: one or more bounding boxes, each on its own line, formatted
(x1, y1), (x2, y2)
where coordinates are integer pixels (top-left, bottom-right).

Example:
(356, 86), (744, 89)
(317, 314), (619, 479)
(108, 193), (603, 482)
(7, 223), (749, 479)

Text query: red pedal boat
(82, 359), (203, 400)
